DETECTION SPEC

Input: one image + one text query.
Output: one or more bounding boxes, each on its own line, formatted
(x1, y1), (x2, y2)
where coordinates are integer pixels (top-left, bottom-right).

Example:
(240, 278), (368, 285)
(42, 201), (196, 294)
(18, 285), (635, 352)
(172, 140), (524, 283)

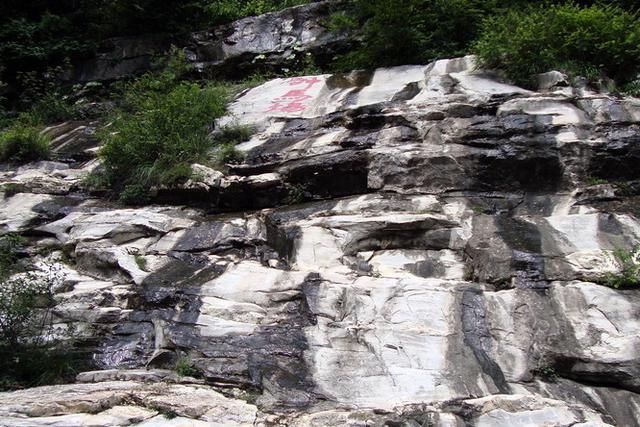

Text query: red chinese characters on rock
(266, 76), (322, 113)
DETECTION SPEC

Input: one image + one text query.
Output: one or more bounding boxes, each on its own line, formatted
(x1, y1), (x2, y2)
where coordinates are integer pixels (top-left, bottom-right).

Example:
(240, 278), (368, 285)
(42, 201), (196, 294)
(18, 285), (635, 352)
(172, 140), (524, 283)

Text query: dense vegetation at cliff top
(332, 0), (640, 88)
(2, 0), (640, 171)
(1, 1), (639, 107)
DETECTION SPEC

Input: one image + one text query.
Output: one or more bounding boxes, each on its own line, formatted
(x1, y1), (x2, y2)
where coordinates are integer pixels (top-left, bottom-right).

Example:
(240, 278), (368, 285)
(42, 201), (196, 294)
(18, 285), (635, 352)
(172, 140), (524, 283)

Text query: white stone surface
(0, 193), (52, 232)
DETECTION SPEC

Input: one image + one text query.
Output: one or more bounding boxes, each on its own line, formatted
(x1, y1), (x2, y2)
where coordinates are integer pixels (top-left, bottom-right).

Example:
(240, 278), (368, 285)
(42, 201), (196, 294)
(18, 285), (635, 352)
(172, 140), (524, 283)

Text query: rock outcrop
(2, 53), (640, 425)
(72, 1), (349, 82)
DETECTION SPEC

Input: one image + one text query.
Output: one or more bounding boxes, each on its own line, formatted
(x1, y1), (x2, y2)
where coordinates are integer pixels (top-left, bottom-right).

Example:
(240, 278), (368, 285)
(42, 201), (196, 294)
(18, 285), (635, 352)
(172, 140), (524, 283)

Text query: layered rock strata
(2, 56), (640, 426)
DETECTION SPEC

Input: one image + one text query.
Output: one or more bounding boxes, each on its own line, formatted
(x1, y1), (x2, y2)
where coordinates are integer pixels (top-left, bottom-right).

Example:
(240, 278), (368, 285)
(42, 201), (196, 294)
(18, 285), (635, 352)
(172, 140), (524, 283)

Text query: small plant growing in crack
(603, 246), (640, 289)
(155, 406), (178, 419)
(285, 183), (308, 205)
(134, 255), (148, 272)
(174, 356), (199, 378)
(532, 364), (559, 382)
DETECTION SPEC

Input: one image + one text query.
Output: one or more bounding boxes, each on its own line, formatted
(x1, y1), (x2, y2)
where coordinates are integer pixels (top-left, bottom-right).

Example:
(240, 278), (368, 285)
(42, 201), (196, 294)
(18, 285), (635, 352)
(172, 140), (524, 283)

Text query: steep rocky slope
(1, 50), (640, 427)
(71, 0), (349, 82)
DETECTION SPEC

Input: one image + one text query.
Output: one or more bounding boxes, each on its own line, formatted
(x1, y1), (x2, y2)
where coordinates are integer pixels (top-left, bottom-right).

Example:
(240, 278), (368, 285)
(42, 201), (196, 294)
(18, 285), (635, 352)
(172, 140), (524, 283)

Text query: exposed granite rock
(0, 381), (257, 426)
(2, 53), (640, 426)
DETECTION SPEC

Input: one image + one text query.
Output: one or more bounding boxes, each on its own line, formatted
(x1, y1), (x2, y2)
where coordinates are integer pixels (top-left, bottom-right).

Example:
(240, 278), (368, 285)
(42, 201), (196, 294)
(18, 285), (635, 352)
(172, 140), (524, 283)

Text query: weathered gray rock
(71, 1), (349, 82)
(0, 381), (257, 426)
(537, 70), (569, 91)
(3, 54), (640, 425)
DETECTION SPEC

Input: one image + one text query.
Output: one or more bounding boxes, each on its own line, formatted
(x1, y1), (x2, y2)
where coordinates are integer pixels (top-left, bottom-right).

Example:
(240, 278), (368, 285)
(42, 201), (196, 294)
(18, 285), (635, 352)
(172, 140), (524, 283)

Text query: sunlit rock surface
(2, 54), (640, 426)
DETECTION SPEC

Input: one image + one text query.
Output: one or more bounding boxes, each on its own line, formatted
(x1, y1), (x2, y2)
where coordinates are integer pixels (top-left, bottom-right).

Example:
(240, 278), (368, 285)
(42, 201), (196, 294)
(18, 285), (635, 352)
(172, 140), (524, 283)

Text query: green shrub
(285, 183), (307, 205)
(330, 0), (507, 70)
(0, 235), (83, 390)
(80, 169), (111, 193)
(474, 3), (640, 86)
(119, 184), (153, 206)
(0, 271), (56, 347)
(0, 234), (24, 275)
(26, 92), (76, 125)
(0, 125), (49, 163)
(622, 78), (640, 97)
(208, 124), (252, 167)
(175, 356), (199, 377)
(204, 0), (310, 25)
(532, 364), (559, 382)
(604, 246), (640, 289)
(0, 237), (57, 346)
(99, 72), (229, 197)
(134, 255), (148, 271)
(213, 143), (246, 166)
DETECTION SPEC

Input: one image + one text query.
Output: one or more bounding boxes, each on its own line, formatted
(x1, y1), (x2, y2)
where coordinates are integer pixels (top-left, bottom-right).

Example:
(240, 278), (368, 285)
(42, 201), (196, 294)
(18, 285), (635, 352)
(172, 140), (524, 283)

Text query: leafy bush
(207, 124), (252, 167)
(0, 344), (84, 390)
(134, 255), (148, 271)
(99, 69), (229, 199)
(204, 0), (310, 25)
(80, 168), (111, 193)
(622, 78), (640, 97)
(330, 0), (509, 70)
(175, 356), (199, 377)
(0, 1), (310, 114)
(119, 183), (153, 206)
(473, 3), (640, 86)
(0, 234), (23, 275)
(0, 125), (50, 163)
(285, 183), (308, 205)
(328, 1), (640, 73)
(0, 235), (83, 390)
(0, 270), (56, 347)
(25, 92), (76, 125)
(213, 143), (246, 166)
(212, 124), (253, 146)
(604, 246), (640, 288)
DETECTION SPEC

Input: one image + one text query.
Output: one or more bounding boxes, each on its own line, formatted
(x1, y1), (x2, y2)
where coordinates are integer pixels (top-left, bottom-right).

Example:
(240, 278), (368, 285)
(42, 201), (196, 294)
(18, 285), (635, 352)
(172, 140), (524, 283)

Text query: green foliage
(0, 235), (83, 390)
(604, 246), (640, 289)
(135, 255), (148, 271)
(208, 124), (252, 167)
(175, 356), (199, 377)
(0, 245), (61, 349)
(238, 388), (261, 405)
(80, 168), (111, 193)
(214, 143), (246, 166)
(99, 64), (229, 199)
(0, 271), (56, 347)
(1, 183), (24, 197)
(331, 0), (508, 70)
(118, 184), (153, 206)
(213, 124), (253, 146)
(0, 343), (85, 391)
(586, 176), (607, 186)
(0, 234), (24, 275)
(0, 1), (310, 113)
(0, 125), (49, 163)
(329, 0), (640, 75)
(622, 78), (640, 97)
(98, 49), (263, 203)
(24, 92), (76, 125)
(204, 0), (310, 25)
(285, 183), (308, 205)
(473, 3), (640, 86)
(0, 236), (52, 352)
(157, 407), (179, 419)
(532, 364), (559, 382)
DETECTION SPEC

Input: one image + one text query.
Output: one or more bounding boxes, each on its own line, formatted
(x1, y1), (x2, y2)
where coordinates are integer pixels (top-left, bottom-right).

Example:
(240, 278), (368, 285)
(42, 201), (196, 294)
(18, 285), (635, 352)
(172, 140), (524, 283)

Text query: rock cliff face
(72, 1), (349, 82)
(2, 36), (640, 427)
